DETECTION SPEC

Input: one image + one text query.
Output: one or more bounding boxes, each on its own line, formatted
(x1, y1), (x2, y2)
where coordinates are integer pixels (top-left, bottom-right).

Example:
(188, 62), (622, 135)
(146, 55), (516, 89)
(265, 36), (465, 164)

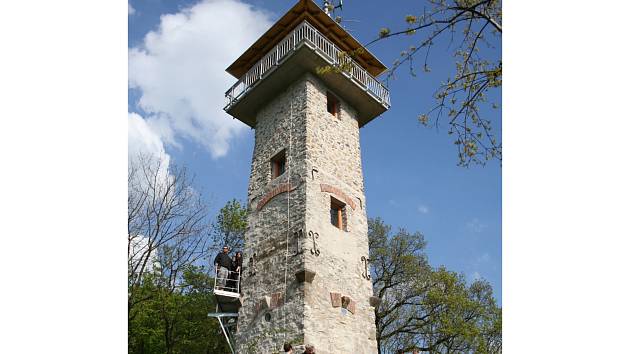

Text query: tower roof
(226, 0), (387, 78)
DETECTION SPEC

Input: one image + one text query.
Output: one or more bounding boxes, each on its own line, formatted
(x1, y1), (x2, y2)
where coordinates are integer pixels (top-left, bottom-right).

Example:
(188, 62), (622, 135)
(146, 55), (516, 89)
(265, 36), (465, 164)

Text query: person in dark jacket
(214, 246), (231, 289)
(230, 251), (243, 293)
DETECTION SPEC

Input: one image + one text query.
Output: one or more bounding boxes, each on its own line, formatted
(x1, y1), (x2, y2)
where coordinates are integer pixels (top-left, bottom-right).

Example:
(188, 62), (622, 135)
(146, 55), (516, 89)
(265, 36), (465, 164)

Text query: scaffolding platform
(209, 269), (242, 354)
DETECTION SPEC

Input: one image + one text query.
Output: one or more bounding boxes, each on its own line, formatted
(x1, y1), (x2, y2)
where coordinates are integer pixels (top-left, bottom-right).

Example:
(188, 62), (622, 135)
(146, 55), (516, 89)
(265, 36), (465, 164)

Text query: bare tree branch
(128, 153), (211, 318)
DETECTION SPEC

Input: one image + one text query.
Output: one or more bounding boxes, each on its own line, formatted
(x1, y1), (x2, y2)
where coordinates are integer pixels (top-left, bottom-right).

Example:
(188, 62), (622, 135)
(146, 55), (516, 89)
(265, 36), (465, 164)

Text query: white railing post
(224, 20), (390, 110)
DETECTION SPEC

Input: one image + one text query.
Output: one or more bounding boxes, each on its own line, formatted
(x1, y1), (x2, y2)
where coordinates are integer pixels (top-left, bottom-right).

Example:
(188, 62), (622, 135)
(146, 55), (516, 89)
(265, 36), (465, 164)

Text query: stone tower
(223, 1), (390, 353)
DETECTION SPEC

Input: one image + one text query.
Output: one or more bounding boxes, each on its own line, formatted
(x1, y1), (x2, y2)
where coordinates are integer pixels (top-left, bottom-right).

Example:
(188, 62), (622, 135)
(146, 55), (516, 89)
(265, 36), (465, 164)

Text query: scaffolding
(207, 312), (239, 354)
(209, 269), (242, 354)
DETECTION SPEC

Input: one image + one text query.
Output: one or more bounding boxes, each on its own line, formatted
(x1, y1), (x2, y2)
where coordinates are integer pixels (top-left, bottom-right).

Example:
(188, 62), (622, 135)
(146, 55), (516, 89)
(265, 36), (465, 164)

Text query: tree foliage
(128, 155), (501, 353)
(128, 265), (231, 354)
(369, 217), (501, 353)
(373, 0), (502, 167)
(128, 154), (229, 353)
(212, 198), (248, 252)
(318, 1), (502, 166)
(128, 154), (210, 320)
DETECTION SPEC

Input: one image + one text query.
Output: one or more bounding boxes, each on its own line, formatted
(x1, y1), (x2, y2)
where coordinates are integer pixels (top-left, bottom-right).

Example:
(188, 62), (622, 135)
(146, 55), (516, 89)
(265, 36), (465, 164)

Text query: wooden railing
(225, 21), (390, 110)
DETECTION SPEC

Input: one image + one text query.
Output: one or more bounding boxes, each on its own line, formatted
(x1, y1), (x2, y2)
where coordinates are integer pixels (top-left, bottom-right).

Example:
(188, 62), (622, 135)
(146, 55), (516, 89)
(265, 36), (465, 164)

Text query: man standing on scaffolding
(214, 246), (232, 289)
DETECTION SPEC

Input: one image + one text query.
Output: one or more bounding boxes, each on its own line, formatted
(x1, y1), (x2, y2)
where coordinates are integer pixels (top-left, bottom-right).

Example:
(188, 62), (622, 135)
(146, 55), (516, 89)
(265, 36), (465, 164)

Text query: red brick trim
(270, 292), (284, 309)
(254, 292), (284, 315)
(330, 292), (342, 307)
(341, 295), (356, 314)
(319, 184), (356, 210)
(256, 182), (296, 211)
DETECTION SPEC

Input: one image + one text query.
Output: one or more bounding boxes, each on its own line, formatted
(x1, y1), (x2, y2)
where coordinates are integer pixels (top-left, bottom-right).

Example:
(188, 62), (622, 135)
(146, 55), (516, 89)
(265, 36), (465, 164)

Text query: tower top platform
(226, 0), (387, 78)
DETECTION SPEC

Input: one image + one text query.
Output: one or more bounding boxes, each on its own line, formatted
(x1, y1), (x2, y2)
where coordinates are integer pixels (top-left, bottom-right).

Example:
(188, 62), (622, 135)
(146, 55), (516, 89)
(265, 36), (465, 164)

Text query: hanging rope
(282, 96), (293, 341)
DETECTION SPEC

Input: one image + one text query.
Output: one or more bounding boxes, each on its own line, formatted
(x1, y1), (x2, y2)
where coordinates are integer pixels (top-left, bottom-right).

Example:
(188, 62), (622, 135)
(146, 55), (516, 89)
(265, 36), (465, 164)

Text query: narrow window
(330, 197), (346, 231)
(327, 91), (339, 117)
(271, 150), (286, 179)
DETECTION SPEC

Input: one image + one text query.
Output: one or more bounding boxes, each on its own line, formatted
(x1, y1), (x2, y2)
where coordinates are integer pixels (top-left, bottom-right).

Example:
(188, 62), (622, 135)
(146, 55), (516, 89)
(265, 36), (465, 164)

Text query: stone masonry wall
(302, 74), (378, 354)
(235, 78), (309, 354)
(236, 73), (378, 354)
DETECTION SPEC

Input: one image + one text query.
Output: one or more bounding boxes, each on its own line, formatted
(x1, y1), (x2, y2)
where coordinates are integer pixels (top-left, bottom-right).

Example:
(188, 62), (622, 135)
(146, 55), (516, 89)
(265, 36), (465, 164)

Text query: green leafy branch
(372, 0), (502, 167)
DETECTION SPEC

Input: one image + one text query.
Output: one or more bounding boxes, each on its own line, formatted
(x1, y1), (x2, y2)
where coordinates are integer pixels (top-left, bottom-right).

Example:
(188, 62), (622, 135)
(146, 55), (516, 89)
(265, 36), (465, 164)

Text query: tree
(128, 265), (231, 354)
(128, 154), (211, 346)
(368, 217), (501, 353)
(128, 155), (238, 353)
(376, 0), (501, 167)
(324, 0), (501, 166)
(211, 198), (248, 252)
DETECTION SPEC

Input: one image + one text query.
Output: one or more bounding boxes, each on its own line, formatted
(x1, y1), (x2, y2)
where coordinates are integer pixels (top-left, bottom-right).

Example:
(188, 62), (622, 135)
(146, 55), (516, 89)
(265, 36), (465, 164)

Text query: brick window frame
(330, 197), (347, 231)
(327, 91), (340, 118)
(271, 149), (286, 179)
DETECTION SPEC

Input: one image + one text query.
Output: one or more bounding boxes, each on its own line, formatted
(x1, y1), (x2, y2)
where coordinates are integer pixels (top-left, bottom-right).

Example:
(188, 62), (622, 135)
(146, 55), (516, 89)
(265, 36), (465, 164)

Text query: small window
(327, 92), (339, 117)
(330, 197), (347, 231)
(271, 150), (286, 179)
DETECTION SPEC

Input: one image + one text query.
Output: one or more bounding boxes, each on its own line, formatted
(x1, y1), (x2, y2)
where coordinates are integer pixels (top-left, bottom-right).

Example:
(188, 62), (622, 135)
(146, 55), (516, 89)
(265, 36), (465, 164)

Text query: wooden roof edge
(305, 9), (387, 75)
(225, 0), (387, 79)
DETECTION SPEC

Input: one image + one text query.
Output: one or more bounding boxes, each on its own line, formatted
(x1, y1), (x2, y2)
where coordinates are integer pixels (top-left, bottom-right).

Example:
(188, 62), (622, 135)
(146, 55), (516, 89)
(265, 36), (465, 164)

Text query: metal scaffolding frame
(207, 312), (239, 354)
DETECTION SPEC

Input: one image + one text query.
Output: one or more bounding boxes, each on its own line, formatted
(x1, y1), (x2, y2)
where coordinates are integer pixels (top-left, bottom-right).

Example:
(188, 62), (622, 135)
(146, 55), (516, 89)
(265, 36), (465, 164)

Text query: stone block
(330, 292), (341, 307)
(260, 295), (271, 311)
(341, 295), (356, 314)
(347, 299), (356, 314)
(270, 291), (284, 309)
(295, 269), (316, 283)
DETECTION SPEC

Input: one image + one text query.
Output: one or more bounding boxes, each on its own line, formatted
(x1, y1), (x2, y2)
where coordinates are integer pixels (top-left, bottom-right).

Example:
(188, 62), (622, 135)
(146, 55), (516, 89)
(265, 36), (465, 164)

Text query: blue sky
(128, 0), (502, 304)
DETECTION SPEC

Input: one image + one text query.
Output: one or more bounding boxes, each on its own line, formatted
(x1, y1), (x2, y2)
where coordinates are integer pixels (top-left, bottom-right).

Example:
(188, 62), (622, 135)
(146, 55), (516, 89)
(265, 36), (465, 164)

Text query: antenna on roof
(336, 18), (360, 32)
(322, 0), (343, 18)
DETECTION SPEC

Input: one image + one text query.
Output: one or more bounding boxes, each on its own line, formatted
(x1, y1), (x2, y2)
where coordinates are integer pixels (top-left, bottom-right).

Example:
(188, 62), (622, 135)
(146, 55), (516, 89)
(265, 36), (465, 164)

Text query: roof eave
(225, 0), (387, 79)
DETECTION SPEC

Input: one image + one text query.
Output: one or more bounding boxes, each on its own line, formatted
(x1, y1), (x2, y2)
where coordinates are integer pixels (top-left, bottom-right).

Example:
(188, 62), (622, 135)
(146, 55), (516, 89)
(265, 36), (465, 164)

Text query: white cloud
(128, 112), (173, 200)
(471, 271), (482, 281)
(128, 111), (170, 167)
(129, 234), (157, 273)
(417, 204), (429, 214)
(466, 218), (487, 233)
(128, 0), (273, 158)
(128, 3), (135, 15)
